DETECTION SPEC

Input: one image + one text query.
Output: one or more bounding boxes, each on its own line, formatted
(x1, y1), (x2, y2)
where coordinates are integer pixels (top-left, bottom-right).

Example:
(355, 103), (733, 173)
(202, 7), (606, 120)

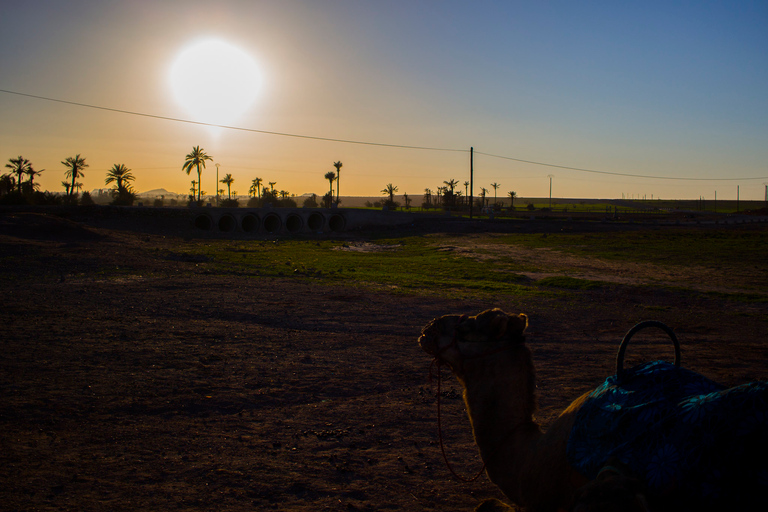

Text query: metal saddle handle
(617, 320), (681, 381)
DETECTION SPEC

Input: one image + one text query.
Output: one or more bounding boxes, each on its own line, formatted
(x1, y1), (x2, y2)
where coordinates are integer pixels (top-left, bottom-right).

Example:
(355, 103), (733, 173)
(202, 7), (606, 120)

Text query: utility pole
(737, 185), (740, 212)
(763, 183), (768, 207)
(215, 163), (220, 206)
(469, 147), (474, 219)
(548, 174), (554, 209)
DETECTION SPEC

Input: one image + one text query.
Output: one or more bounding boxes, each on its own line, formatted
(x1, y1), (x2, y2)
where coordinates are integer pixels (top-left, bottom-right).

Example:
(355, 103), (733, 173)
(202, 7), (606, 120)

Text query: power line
(3, 88), (766, 183)
(0, 88), (466, 153)
(475, 151), (768, 182)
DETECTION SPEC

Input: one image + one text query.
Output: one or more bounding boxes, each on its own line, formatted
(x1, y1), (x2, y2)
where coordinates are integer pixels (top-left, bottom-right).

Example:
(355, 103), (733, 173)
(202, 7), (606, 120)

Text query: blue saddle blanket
(567, 360), (768, 503)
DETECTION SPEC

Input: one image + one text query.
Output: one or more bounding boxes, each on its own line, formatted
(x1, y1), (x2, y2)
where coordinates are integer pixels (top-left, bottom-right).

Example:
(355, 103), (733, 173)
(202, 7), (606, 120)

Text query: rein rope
(428, 316), (489, 483)
(430, 356), (487, 482)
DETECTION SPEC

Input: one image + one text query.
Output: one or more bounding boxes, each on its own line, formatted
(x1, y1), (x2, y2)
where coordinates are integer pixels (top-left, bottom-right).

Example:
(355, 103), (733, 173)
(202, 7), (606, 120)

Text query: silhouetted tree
(182, 146), (212, 203)
(508, 190), (517, 208)
(62, 154), (88, 198)
(5, 156), (32, 193)
(220, 173), (234, 200)
(382, 183), (398, 206)
(26, 167), (44, 194)
(324, 171), (336, 204)
(105, 164), (136, 205)
(251, 177), (262, 198)
(0, 175), (14, 196)
(423, 188), (432, 209)
(491, 182), (500, 207)
(333, 161), (342, 202)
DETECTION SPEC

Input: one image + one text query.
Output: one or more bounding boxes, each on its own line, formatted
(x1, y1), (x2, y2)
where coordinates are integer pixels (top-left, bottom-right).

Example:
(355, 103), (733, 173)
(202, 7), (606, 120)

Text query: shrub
(110, 190), (135, 206)
(80, 192), (95, 205)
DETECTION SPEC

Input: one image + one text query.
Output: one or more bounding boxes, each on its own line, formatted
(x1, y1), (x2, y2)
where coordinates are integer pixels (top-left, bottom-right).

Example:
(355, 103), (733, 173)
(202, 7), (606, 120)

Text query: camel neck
(460, 347), (542, 503)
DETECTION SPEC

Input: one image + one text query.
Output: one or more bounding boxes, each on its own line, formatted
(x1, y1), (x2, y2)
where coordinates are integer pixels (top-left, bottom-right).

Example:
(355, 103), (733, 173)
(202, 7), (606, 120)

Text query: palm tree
(324, 171), (336, 200)
(480, 187), (488, 207)
(444, 179), (458, 195)
(27, 167), (44, 193)
(269, 181), (276, 192)
(182, 146), (212, 203)
(251, 177), (263, 198)
(491, 182), (500, 206)
(333, 161), (342, 202)
(105, 164), (135, 194)
(508, 191), (517, 208)
(5, 156), (32, 193)
(423, 188), (432, 208)
(382, 183), (398, 205)
(464, 181), (469, 198)
(62, 154), (88, 197)
(220, 173), (234, 200)
(61, 181), (71, 196)
(190, 180), (197, 199)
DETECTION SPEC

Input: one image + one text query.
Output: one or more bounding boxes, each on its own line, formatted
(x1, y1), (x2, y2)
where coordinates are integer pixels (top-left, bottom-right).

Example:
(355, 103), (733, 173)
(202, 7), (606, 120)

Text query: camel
(418, 308), (768, 512)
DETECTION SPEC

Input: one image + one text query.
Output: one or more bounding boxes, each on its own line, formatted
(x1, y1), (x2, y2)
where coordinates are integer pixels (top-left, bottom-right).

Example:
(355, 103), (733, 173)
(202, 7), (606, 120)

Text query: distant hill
(137, 188), (184, 198)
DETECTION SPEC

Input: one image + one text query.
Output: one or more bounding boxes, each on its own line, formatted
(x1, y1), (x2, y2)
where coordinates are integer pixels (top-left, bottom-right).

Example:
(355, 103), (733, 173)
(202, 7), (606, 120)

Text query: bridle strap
(432, 357), (486, 482)
(429, 315), (522, 482)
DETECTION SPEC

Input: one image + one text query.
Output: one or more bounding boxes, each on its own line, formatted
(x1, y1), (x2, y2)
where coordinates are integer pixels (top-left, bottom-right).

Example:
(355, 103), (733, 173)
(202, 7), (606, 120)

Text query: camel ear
(507, 313), (528, 339)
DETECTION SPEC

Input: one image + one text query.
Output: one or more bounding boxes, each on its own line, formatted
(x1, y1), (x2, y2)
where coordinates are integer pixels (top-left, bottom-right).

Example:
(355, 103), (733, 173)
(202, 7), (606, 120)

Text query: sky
(1, 0), (767, 201)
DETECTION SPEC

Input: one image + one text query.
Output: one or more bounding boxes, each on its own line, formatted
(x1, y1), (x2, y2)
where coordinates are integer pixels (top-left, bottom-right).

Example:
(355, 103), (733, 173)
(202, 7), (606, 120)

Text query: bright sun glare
(169, 39), (262, 127)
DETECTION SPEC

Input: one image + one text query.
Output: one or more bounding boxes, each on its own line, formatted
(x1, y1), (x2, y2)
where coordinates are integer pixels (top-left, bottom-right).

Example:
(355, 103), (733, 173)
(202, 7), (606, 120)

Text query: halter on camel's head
(419, 308), (529, 375)
(419, 308), (532, 482)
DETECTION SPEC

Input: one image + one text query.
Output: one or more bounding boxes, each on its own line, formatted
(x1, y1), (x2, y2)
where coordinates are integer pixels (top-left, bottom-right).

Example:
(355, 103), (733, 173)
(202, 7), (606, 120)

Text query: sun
(168, 38), (262, 127)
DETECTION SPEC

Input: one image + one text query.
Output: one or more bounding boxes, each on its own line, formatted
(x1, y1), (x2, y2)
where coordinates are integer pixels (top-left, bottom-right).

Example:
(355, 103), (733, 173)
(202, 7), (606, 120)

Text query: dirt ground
(1, 212), (767, 511)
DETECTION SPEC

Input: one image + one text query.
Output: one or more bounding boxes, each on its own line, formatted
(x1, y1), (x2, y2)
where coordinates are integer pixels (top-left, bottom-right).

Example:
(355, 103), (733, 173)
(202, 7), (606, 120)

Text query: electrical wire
(474, 151), (768, 182)
(0, 88), (466, 153)
(2, 88), (766, 182)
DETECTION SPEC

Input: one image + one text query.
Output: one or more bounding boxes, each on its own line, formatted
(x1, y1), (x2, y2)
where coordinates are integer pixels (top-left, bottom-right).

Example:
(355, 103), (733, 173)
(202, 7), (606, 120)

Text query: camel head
(419, 308), (529, 375)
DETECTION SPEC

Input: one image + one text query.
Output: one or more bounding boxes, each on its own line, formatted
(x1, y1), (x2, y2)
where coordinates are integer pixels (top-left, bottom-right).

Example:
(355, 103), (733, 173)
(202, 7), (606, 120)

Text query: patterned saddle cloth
(567, 360), (768, 506)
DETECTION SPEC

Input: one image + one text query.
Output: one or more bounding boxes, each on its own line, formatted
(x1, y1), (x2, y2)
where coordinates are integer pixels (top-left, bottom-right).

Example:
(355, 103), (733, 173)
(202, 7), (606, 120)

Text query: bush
(220, 198), (239, 207)
(303, 194), (319, 208)
(110, 190), (135, 206)
(153, 198), (164, 207)
(80, 191), (95, 205)
(0, 192), (28, 205)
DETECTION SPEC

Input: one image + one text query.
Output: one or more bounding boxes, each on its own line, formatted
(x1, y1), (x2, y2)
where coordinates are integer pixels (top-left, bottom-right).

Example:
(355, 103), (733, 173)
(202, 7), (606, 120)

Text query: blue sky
(1, 0), (766, 200)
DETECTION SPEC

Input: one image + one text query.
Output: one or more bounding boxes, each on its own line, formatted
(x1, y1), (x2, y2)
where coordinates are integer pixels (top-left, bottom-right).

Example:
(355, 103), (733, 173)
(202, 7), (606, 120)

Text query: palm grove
(3, 147), (517, 210)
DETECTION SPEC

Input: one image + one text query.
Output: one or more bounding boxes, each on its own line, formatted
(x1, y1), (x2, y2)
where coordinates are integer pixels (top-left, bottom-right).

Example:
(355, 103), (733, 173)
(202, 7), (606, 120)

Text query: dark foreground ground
(1, 212), (767, 511)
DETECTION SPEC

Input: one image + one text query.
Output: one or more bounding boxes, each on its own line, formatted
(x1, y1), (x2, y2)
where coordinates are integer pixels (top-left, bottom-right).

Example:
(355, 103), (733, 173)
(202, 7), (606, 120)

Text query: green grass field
(169, 225), (768, 302)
